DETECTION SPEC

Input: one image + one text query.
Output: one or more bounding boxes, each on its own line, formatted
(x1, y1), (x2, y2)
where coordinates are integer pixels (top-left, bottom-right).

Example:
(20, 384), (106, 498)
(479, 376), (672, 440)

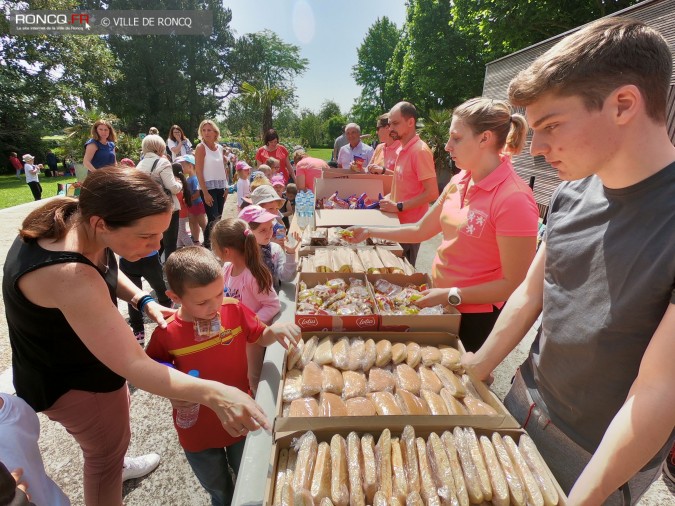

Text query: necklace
(98, 249), (110, 274)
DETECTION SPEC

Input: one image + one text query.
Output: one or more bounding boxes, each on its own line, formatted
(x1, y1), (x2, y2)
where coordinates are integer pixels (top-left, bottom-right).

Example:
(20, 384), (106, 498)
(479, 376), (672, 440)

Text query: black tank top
(2, 236), (125, 412)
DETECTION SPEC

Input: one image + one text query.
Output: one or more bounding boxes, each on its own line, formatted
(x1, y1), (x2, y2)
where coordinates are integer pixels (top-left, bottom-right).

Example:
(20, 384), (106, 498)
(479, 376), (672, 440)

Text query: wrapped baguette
(289, 397), (319, 417)
(460, 374), (482, 399)
(405, 491), (424, 506)
(395, 389), (430, 415)
(319, 392), (348, 417)
(421, 346), (442, 367)
(452, 427), (484, 504)
(419, 365), (443, 394)
(439, 346), (462, 371)
(299, 335), (319, 368)
(322, 365), (344, 395)
(373, 491), (388, 506)
(311, 441), (332, 503)
(301, 361), (323, 397)
(293, 432), (318, 495)
(395, 363), (421, 395)
(463, 396), (498, 416)
(285, 447), (298, 489)
(375, 339), (393, 367)
(368, 391), (403, 415)
(479, 436), (509, 506)
(273, 448), (289, 505)
(320, 498), (335, 506)
(363, 338), (377, 371)
(426, 433), (458, 506)
(405, 342), (422, 368)
(314, 248), (332, 272)
(376, 429), (393, 500)
(347, 432), (366, 506)
(357, 248), (386, 274)
(342, 370), (367, 399)
(401, 425), (421, 494)
(375, 246), (407, 274)
(391, 342), (407, 364)
(346, 396), (377, 416)
(362, 434), (378, 503)
(503, 435), (544, 506)
(368, 367), (396, 393)
(280, 483), (293, 506)
(330, 435), (349, 506)
(464, 428), (492, 501)
(294, 489), (314, 505)
(416, 437), (441, 505)
(440, 388), (469, 415)
(432, 364), (466, 397)
(391, 438), (409, 502)
(332, 337), (350, 370)
(283, 369), (303, 402)
(491, 433), (526, 506)
(420, 390), (449, 415)
(287, 338), (304, 370)
(440, 432), (470, 506)
(518, 434), (559, 506)
(314, 336), (334, 365)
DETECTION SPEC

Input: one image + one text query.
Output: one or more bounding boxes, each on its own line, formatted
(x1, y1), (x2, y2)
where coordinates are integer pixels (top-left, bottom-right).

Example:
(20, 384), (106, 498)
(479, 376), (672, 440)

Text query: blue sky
(224, 0), (407, 115)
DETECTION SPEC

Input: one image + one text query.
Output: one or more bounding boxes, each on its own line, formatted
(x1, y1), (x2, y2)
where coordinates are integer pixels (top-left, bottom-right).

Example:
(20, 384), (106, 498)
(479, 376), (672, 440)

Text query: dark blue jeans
(204, 188), (226, 247)
(183, 439), (246, 506)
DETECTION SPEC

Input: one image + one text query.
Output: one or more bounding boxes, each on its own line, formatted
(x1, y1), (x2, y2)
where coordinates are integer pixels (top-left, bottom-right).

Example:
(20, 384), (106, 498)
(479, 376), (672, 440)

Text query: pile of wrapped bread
(301, 247), (414, 275)
(296, 279), (376, 316)
(282, 336), (498, 418)
(271, 425), (561, 506)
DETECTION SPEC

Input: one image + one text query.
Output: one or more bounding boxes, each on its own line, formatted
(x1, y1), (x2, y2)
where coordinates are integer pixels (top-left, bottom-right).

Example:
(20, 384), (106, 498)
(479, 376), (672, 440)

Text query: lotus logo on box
(298, 317), (318, 327)
(356, 317), (376, 327)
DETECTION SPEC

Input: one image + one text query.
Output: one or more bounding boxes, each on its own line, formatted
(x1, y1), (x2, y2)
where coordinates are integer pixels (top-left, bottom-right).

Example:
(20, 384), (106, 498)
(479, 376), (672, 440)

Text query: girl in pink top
(211, 218), (280, 394)
(348, 98), (539, 351)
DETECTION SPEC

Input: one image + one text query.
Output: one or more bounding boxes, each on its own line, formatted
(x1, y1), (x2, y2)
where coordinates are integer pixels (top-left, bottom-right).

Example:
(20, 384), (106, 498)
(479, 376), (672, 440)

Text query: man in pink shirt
(380, 101), (439, 264)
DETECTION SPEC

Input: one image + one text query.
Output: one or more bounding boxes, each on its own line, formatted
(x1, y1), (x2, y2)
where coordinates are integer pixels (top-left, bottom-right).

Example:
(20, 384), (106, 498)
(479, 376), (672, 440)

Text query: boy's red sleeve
(146, 327), (172, 364)
(237, 301), (267, 343)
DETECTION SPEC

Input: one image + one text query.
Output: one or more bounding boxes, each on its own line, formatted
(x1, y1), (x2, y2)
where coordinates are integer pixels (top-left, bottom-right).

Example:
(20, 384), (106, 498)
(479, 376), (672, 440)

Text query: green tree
(240, 81), (292, 137)
(318, 100), (342, 123)
(274, 107), (302, 139)
(418, 109), (454, 188)
(298, 110), (323, 148)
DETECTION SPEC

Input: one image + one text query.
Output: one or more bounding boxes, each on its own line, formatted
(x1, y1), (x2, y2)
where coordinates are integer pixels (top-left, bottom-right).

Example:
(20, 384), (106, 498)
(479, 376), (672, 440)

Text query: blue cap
(176, 154), (195, 165)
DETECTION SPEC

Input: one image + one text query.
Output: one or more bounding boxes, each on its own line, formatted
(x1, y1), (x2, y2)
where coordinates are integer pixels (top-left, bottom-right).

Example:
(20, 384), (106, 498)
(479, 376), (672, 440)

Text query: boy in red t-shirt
(146, 247), (299, 506)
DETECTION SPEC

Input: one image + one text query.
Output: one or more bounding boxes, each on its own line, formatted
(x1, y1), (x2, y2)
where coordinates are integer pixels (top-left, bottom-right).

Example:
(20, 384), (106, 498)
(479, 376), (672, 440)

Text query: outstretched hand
(209, 383), (271, 437)
(145, 301), (176, 330)
(414, 288), (449, 308)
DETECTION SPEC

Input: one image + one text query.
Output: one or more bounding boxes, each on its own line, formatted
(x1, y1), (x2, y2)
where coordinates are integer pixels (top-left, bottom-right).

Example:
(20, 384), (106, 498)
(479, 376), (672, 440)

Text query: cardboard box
(275, 331), (518, 433)
(264, 425), (568, 506)
(322, 168), (393, 195)
(295, 273), (379, 332)
(368, 273), (462, 334)
(314, 178), (400, 228)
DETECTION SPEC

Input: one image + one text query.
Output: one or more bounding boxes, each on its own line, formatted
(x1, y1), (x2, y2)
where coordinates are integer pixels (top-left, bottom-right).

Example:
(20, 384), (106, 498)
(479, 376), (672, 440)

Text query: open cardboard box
(274, 331), (518, 433)
(368, 273), (462, 334)
(322, 168), (393, 195)
(314, 178), (400, 228)
(295, 273), (379, 332)
(264, 425), (568, 506)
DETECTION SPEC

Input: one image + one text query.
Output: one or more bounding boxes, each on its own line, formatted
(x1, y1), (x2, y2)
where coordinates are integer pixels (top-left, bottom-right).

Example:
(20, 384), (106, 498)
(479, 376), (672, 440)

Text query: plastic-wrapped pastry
(342, 370), (367, 399)
(420, 346), (442, 367)
(432, 364), (466, 398)
(292, 432), (318, 495)
(463, 396), (498, 416)
(332, 337), (350, 370)
(391, 342), (407, 364)
(440, 432), (470, 506)
(347, 432), (366, 506)
(301, 361), (323, 397)
(289, 397), (319, 417)
(460, 374), (482, 399)
(367, 367), (396, 393)
(330, 434), (349, 506)
(405, 491), (424, 506)
(368, 391), (403, 415)
(440, 388), (469, 415)
(283, 369), (303, 402)
(504, 436), (545, 506)
(348, 338), (366, 371)
(405, 342), (422, 368)
(491, 434), (526, 506)
(518, 434), (559, 506)
(273, 448), (289, 505)
(395, 389), (430, 415)
(314, 336), (334, 366)
(391, 437), (409, 502)
(401, 426), (421, 493)
(395, 363), (421, 395)
(373, 491), (388, 506)
(310, 441), (332, 503)
(479, 435), (510, 506)
(452, 427), (483, 504)
(299, 335), (319, 368)
(420, 389), (448, 415)
(418, 365), (443, 394)
(439, 346), (462, 371)
(287, 338), (304, 370)
(294, 488), (314, 504)
(376, 429), (393, 500)
(375, 339), (392, 367)
(416, 437), (441, 505)
(319, 498), (335, 506)
(426, 433), (458, 506)
(464, 428), (492, 502)
(346, 396), (377, 416)
(362, 434), (378, 503)
(319, 392), (348, 417)
(363, 338), (377, 371)
(322, 365), (344, 395)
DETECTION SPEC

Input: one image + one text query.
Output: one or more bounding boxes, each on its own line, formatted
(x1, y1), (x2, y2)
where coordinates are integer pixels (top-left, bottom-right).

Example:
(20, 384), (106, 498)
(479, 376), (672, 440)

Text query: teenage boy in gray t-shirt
(463, 17), (675, 505)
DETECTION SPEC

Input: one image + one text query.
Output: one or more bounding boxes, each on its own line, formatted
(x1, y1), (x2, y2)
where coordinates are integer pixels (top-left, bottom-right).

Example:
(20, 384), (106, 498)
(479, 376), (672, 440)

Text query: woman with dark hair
(255, 129), (295, 182)
(166, 124), (193, 161)
(2, 167), (275, 505)
(83, 119), (117, 172)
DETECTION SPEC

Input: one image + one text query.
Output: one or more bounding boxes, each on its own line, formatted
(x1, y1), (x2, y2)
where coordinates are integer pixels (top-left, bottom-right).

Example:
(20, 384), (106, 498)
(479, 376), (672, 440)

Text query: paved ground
(0, 194), (672, 505)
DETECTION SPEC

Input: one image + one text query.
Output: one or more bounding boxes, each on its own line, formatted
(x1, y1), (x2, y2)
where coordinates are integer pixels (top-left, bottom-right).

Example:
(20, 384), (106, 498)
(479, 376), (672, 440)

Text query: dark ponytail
(172, 163), (192, 207)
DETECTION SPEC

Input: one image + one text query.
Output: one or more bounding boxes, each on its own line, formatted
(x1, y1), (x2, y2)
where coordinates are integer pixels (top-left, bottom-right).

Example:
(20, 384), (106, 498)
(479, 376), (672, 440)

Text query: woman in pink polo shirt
(349, 98), (539, 351)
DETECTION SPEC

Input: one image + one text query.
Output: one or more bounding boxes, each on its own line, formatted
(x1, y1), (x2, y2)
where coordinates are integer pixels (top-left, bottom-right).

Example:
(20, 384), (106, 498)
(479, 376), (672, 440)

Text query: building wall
(483, 0), (675, 212)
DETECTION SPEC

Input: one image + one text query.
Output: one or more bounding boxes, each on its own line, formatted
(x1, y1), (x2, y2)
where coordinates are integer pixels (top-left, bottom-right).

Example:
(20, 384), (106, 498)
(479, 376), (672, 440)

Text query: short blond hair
(141, 134), (166, 156)
(198, 119), (221, 141)
(250, 175), (272, 192)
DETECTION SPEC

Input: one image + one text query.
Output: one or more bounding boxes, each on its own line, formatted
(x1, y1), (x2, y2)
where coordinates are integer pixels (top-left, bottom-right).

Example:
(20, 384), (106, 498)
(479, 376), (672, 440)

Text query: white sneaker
(122, 453), (161, 481)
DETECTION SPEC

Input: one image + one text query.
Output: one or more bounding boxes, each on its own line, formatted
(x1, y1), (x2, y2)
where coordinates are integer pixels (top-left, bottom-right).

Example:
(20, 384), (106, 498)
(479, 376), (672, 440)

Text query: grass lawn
(0, 173), (78, 210)
(306, 148), (333, 161)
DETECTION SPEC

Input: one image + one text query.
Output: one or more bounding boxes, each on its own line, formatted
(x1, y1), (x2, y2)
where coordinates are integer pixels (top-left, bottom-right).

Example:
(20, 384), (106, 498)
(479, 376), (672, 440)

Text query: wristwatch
(447, 287), (462, 306)
(396, 201), (404, 212)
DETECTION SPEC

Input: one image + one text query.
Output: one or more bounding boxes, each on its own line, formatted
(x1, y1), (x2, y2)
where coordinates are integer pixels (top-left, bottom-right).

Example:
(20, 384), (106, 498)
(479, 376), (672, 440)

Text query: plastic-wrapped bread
(289, 397), (320, 417)
(282, 402), (291, 417)
(427, 433), (459, 506)
(322, 365), (344, 395)
(452, 427), (484, 504)
(440, 432), (470, 506)
(503, 435), (544, 506)
(299, 335), (319, 368)
(460, 374), (482, 399)
(405, 342), (422, 368)
(463, 396), (498, 416)
(294, 488), (314, 505)
(518, 434), (559, 506)
(287, 338), (304, 370)
(376, 339), (392, 367)
(362, 434), (378, 504)
(395, 389), (430, 415)
(368, 391), (403, 415)
(342, 370), (367, 399)
(347, 432), (366, 506)
(348, 338), (365, 371)
(311, 441), (332, 503)
(391, 342), (407, 364)
(332, 337), (350, 370)
(421, 346), (442, 367)
(301, 361), (323, 397)
(319, 392), (348, 417)
(314, 336), (334, 365)
(368, 367), (396, 393)
(390, 498), (404, 506)
(330, 434), (349, 506)
(464, 428), (492, 501)
(283, 369), (303, 402)
(363, 338), (377, 371)
(391, 438), (409, 502)
(293, 432), (318, 494)
(479, 436), (509, 506)
(432, 364), (466, 397)
(319, 498), (335, 506)
(416, 437), (441, 505)
(346, 396), (377, 416)
(376, 429), (393, 500)
(420, 390), (449, 415)
(401, 425), (421, 493)
(491, 433), (526, 506)
(285, 447), (298, 488)
(418, 365), (443, 394)
(373, 491), (388, 506)
(280, 483), (293, 506)
(439, 346), (462, 371)
(273, 448), (289, 505)
(440, 388), (469, 415)
(395, 363), (421, 395)
(405, 491), (424, 506)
